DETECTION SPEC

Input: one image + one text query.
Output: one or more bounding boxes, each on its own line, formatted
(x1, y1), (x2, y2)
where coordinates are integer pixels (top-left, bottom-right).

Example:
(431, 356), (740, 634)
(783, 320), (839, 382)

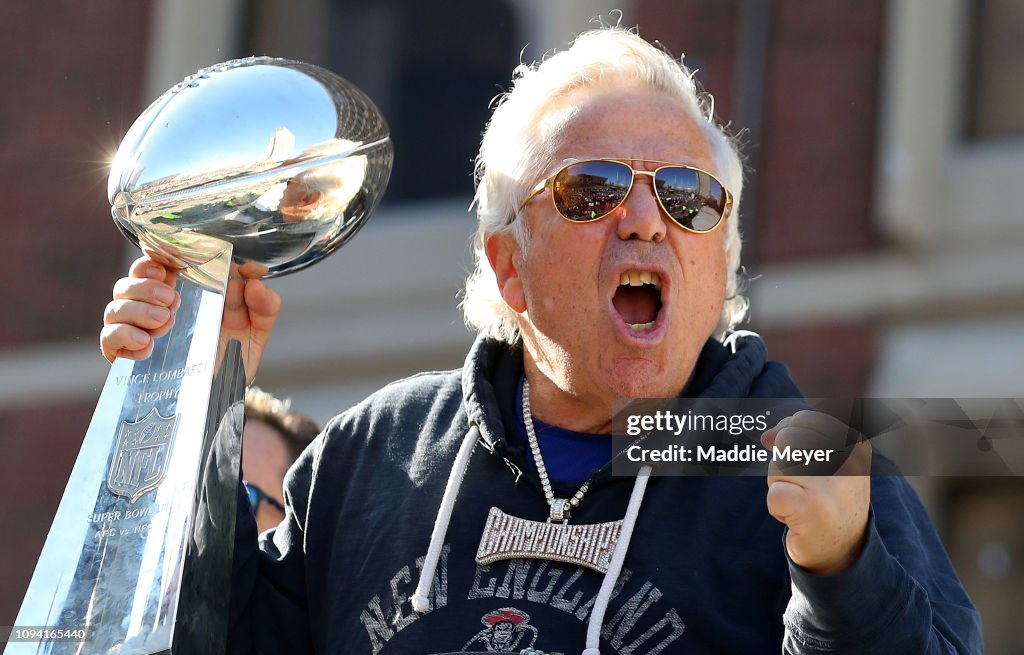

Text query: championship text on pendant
(476, 507), (623, 574)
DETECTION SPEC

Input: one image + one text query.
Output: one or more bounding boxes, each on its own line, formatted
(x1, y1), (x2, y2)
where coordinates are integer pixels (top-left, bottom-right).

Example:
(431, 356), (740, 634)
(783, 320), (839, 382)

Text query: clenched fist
(762, 410), (872, 576)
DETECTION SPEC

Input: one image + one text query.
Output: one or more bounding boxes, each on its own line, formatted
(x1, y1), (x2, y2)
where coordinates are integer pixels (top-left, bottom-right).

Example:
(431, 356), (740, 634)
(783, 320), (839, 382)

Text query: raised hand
(762, 410), (872, 575)
(101, 255), (281, 382)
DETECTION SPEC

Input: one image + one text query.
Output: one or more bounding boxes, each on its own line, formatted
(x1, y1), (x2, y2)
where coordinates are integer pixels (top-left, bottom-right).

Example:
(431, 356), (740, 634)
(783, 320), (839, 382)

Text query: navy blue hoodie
(230, 334), (982, 654)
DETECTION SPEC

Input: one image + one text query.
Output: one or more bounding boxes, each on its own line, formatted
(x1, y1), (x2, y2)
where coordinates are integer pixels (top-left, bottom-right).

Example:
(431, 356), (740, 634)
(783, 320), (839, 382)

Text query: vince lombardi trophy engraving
(6, 58), (392, 654)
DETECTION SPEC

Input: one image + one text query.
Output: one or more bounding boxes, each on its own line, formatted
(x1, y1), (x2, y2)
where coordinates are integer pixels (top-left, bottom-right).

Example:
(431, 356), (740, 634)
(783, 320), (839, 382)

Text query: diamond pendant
(476, 507), (623, 574)
(549, 498), (570, 523)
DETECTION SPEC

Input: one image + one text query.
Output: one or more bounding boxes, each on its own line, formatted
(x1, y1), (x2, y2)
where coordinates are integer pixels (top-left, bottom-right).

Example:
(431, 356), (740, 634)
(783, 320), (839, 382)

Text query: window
(966, 0), (1024, 140)
(246, 0), (521, 203)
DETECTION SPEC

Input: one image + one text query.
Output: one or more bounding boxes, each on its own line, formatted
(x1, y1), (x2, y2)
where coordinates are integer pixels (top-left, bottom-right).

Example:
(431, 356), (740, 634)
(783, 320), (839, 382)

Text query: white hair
(462, 26), (748, 343)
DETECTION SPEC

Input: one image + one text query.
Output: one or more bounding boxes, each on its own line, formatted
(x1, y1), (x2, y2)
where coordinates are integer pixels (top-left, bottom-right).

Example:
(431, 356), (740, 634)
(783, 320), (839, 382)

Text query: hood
(460, 330), (802, 455)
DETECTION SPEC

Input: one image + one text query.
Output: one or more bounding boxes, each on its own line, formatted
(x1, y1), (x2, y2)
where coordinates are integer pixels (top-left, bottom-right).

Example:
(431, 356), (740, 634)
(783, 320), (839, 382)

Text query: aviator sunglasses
(518, 159), (733, 233)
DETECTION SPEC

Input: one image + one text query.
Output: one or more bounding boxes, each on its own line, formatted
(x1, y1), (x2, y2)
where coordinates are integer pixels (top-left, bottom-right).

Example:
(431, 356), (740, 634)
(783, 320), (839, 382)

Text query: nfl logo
(107, 408), (179, 503)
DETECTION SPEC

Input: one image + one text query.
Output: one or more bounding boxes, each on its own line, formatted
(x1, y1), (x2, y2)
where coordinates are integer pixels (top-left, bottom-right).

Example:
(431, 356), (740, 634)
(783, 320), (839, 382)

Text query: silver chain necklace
(474, 376), (625, 574)
(521, 378), (590, 523)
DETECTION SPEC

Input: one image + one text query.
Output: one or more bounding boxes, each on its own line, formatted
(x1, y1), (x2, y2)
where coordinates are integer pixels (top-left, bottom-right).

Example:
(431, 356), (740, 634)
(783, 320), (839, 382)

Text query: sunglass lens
(553, 160), (633, 221)
(244, 482), (259, 511)
(655, 167), (727, 231)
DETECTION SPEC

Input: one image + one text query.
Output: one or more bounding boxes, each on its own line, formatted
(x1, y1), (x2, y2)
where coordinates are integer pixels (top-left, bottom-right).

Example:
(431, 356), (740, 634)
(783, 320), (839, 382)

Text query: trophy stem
(6, 247), (245, 655)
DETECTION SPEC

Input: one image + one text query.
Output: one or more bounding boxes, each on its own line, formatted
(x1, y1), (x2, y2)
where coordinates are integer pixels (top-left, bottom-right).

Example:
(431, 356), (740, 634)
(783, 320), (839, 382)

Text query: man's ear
(485, 232), (527, 314)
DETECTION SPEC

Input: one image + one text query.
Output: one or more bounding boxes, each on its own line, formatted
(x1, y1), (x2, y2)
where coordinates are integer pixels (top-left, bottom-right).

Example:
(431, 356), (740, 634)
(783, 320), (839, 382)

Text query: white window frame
(876, 0), (1024, 247)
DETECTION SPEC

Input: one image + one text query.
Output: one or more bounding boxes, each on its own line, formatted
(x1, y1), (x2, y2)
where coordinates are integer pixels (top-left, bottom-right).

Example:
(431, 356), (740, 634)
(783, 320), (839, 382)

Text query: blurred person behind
(242, 386), (319, 533)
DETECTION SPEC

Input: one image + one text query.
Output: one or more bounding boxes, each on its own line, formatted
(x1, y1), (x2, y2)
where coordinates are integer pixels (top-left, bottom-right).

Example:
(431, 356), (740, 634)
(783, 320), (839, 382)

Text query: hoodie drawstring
(411, 423), (480, 613)
(412, 423), (654, 655)
(582, 464), (652, 655)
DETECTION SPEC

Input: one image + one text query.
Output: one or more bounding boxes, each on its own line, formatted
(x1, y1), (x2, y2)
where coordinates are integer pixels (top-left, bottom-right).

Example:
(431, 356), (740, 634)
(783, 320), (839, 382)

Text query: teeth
(627, 320), (657, 332)
(618, 270), (663, 289)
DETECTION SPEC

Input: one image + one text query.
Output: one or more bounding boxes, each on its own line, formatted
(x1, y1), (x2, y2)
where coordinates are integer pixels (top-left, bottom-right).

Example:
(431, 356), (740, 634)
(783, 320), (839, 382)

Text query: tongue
(612, 286), (660, 324)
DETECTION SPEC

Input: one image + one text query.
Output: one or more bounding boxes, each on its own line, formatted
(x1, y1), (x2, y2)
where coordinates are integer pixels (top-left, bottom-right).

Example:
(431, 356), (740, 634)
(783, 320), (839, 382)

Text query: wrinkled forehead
(533, 82), (715, 176)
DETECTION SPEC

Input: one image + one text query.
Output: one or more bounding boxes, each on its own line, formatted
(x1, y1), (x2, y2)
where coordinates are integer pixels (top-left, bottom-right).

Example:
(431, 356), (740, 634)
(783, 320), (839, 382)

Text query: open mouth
(612, 270), (664, 333)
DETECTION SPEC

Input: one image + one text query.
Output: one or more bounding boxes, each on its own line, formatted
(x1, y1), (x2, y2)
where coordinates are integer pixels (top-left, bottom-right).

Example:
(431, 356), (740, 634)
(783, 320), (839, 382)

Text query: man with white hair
(102, 27), (981, 655)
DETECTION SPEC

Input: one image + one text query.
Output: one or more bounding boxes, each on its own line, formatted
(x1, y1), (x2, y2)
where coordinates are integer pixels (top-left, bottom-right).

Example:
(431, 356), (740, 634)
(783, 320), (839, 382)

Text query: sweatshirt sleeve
(782, 476), (983, 654)
(228, 439), (319, 655)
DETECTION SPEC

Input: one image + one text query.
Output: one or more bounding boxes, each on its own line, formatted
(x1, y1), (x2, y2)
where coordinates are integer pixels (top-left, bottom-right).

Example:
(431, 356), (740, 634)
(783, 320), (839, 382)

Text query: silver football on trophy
(108, 57), (392, 277)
